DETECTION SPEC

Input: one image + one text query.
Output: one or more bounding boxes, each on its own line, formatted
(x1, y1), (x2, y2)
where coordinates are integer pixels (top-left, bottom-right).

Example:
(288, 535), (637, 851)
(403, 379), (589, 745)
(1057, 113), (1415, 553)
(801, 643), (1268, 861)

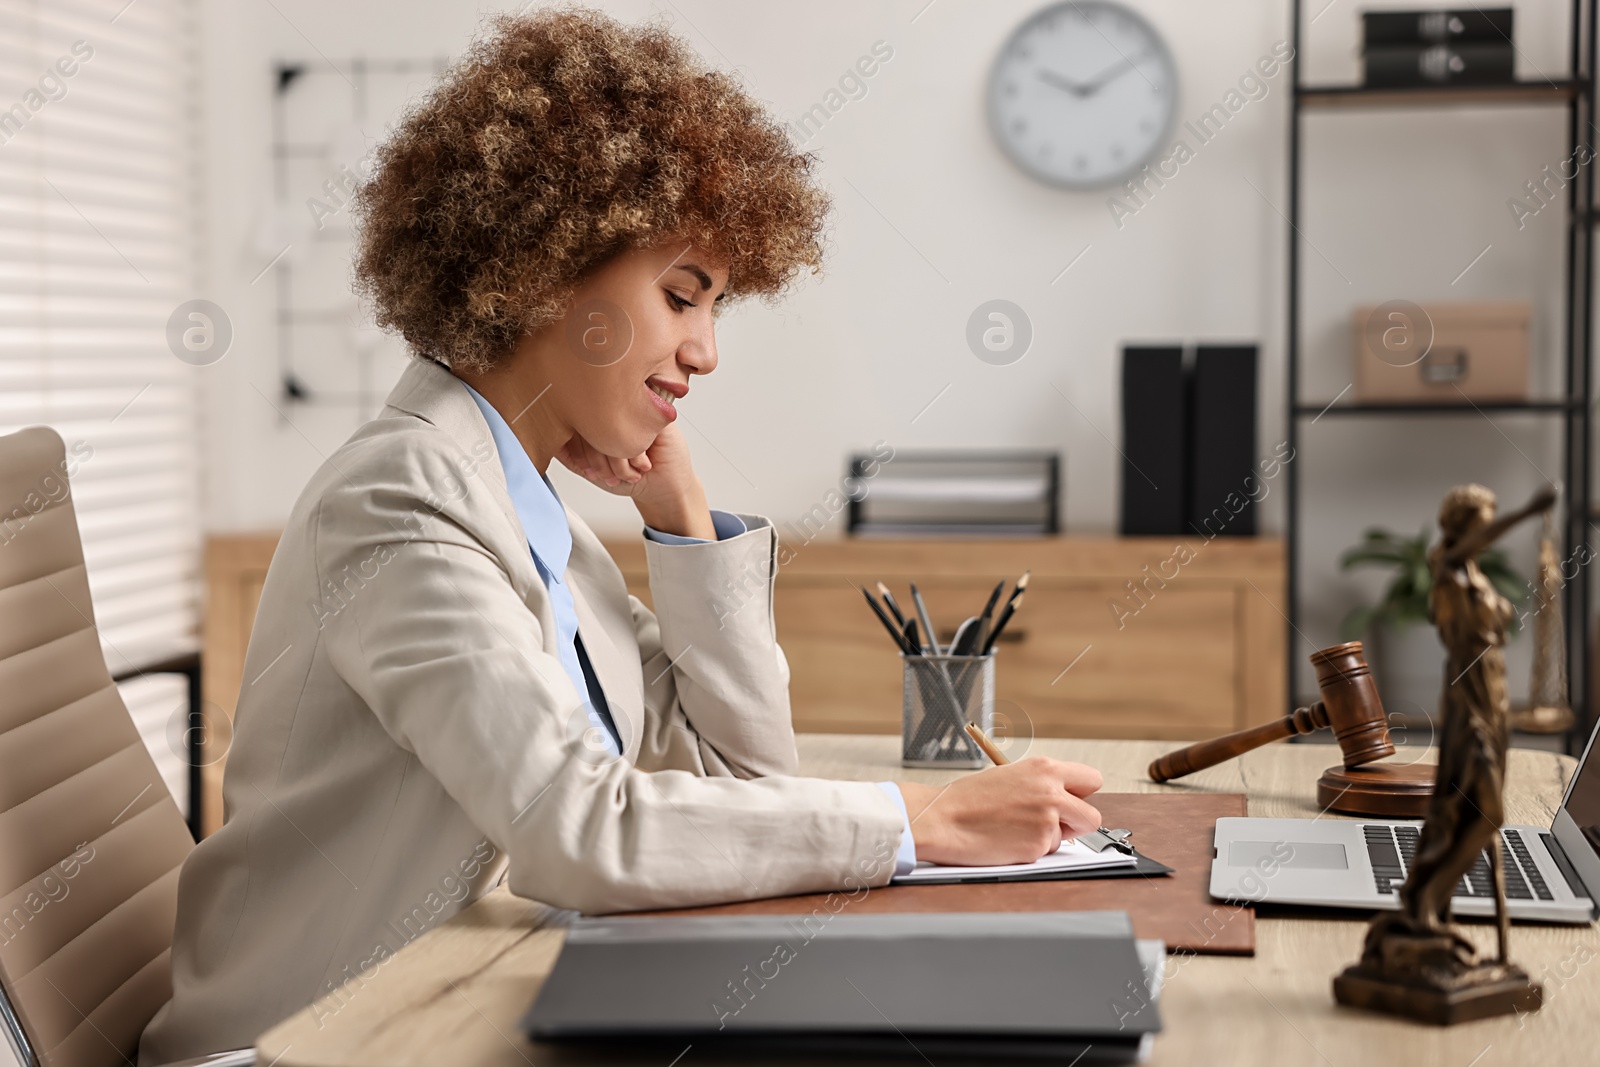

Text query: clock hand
(1035, 68), (1085, 95)
(1077, 49), (1154, 97)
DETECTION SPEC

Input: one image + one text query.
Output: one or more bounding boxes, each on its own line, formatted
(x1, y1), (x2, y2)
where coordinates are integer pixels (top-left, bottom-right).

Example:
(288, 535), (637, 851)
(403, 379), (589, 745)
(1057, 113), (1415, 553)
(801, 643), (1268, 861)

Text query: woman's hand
(896, 757), (1104, 867)
(555, 423), (716, 540)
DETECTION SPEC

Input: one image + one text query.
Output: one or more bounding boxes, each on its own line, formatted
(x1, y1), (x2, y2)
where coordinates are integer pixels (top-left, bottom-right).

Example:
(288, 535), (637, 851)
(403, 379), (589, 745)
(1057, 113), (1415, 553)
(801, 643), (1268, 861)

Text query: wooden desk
(256, 737), (1592, 1066)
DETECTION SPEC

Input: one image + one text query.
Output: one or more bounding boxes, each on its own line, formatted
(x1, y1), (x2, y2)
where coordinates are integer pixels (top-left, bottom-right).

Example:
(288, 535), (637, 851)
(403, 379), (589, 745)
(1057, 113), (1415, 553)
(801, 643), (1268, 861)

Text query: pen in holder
(901, 653), (995, 768)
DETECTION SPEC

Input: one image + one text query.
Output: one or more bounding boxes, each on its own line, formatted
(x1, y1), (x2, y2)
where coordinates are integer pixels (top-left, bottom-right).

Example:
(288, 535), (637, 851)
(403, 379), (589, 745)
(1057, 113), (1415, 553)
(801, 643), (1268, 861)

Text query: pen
(974, 579), (1005, 652)
(964, 721), (1009, 765)
(861, 587), (915, 655)
(903, 617), (922, 656)
(950, 615), (979, 656)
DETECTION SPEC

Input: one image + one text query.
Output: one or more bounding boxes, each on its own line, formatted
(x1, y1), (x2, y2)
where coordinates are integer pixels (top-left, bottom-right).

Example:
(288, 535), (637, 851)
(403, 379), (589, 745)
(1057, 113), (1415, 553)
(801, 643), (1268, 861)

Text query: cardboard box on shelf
(1352, 300), (1531, 403)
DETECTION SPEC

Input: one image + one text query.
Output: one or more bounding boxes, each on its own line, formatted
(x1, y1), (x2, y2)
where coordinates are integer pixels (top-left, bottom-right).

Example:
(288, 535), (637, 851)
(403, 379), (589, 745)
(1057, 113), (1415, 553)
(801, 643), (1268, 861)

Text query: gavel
(1148, 642), (1430, 816)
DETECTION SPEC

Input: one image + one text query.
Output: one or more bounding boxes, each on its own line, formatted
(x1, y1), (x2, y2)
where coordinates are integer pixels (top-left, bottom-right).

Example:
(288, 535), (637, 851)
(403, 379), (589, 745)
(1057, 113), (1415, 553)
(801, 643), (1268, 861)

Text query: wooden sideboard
(607, 536), (1286, 741)
(200, 534), (280, 836)
(201, 532), (1285, 836)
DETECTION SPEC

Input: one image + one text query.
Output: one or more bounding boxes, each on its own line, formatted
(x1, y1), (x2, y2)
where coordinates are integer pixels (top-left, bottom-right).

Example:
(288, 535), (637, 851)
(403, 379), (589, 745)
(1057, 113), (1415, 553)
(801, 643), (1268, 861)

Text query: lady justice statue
(1334, 482), (1556, 1024)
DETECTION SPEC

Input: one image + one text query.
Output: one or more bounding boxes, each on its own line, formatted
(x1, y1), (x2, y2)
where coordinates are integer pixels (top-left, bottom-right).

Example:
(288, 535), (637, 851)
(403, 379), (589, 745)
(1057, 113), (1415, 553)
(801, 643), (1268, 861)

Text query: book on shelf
(1362, 7), (1513, 47)
(1363, 41), (1514, 87)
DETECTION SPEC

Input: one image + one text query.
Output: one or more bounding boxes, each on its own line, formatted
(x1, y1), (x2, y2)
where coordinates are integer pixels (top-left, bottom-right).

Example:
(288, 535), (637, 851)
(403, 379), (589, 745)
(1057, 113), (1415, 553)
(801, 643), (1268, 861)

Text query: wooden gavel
(1149, 641), (1395, 783)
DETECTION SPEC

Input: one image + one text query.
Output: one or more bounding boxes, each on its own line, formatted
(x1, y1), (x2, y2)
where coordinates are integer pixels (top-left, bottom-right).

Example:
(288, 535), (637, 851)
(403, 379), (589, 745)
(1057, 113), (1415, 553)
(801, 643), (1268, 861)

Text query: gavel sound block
(1149, 641), (1433, 818)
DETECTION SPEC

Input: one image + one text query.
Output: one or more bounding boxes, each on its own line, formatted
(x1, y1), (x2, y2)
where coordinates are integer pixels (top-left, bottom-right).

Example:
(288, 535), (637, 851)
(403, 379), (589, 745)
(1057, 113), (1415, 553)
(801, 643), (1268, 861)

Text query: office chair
(0, 427), (252, 1067)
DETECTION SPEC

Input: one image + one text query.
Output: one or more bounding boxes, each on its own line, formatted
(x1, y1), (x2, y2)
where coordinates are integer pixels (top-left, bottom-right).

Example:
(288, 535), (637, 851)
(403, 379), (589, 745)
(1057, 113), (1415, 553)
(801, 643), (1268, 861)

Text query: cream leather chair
(0, 427), (250, 1067)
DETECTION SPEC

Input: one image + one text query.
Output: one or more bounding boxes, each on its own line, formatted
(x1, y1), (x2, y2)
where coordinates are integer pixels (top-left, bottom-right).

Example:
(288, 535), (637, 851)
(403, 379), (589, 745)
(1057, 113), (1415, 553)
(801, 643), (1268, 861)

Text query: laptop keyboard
(1363, 824), (1554, 901)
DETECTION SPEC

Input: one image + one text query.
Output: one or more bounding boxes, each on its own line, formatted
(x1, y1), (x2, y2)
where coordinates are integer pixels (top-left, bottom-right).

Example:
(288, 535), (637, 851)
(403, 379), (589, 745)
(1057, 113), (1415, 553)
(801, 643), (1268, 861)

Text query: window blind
(0, 0), (202, 813)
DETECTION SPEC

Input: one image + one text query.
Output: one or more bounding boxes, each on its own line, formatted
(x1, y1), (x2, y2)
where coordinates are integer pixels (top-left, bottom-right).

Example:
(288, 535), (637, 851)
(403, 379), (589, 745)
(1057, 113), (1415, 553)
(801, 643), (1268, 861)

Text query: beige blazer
(137, 357), (904, 1064)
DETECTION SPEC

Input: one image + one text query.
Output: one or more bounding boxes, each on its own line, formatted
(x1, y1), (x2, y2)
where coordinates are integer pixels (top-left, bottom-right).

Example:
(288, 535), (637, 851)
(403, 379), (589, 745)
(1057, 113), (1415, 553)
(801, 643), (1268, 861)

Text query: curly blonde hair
(351, 7), (830, 373)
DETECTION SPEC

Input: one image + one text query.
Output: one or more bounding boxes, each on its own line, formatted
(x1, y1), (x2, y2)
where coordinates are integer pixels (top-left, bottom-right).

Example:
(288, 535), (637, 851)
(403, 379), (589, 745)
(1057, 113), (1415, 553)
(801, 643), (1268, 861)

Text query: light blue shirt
(462, 382), (619, 754)
(876, 782), (917, 876)
(460, 378), (915, 874)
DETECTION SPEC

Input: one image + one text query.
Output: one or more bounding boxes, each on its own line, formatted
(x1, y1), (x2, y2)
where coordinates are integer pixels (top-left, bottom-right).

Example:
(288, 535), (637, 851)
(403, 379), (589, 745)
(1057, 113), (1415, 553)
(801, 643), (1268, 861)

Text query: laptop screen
(1562, 727), (1600, 861)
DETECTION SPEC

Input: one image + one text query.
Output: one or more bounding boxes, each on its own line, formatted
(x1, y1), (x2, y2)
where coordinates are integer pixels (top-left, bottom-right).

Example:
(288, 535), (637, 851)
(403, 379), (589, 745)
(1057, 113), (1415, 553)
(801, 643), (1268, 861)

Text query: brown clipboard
(649, 792), (1254, 956)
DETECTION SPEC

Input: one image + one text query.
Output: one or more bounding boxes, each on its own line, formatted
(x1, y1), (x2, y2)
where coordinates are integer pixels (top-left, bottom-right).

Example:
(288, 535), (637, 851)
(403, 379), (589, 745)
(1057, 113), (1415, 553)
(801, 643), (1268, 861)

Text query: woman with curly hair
(139, 9), (1103, 1060)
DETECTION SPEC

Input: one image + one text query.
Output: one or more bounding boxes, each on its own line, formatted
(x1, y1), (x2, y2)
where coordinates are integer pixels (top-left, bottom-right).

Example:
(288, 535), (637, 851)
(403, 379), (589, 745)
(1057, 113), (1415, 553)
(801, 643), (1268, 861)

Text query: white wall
(193, 0), (1578, 699)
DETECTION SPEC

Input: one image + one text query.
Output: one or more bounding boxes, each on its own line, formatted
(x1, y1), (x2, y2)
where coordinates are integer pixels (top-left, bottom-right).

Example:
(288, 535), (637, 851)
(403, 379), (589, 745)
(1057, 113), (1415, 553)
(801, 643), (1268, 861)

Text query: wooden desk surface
(256, 736), (1590, 1066)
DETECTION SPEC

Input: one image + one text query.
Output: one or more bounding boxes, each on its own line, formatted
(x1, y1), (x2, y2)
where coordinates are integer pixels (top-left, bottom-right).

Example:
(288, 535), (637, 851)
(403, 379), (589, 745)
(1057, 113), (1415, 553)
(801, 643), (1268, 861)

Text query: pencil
(979, 590), (1026, 656)
(875, 582), (908, 629)
(861, 587), (914, 655)
(964, 721), (1010, 766)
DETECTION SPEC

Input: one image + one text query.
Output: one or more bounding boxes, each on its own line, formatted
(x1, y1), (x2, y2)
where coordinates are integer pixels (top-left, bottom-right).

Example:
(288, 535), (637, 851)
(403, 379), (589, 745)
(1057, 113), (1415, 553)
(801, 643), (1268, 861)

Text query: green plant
(1338, 526), (1529, 640)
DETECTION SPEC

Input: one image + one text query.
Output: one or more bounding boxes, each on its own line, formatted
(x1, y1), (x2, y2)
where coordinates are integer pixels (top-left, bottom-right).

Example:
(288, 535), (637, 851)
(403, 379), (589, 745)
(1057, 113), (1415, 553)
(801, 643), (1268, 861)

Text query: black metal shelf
(1295, 400), (1583, 417)
(1285, 0), (1597, 759)
(1298, 80), (1580, 110)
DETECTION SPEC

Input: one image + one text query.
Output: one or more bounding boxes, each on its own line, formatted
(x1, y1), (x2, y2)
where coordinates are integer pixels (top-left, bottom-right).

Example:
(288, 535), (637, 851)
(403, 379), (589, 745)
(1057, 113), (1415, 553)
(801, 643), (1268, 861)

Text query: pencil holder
(901, 653), (995, 769)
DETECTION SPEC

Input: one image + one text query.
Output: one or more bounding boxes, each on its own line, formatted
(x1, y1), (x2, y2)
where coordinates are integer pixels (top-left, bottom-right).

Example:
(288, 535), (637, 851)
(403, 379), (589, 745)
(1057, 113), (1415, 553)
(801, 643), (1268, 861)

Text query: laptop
(1210, 723), (1600, 924)
(520, 911), (1160, 1062)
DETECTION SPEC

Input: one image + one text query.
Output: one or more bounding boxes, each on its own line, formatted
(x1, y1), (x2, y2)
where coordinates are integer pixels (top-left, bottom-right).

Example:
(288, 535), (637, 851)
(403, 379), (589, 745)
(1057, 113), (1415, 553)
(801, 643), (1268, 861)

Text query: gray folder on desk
(521, 910), (1160, 1062)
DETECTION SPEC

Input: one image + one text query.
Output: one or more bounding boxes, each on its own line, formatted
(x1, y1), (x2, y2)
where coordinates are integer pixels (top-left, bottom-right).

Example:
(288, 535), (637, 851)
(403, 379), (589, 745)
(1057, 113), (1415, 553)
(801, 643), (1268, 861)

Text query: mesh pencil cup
(901, 653), (995, 768)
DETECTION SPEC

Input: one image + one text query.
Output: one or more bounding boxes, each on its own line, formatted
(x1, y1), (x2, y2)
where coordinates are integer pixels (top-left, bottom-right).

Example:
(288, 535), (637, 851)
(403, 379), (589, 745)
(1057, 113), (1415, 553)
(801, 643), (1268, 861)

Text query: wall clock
(987, 1), (1179, 190)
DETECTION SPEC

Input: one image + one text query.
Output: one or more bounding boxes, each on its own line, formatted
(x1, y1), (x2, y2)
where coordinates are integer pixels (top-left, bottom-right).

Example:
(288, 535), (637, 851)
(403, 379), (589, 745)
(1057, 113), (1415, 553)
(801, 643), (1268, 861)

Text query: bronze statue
(1334, 483), (1555, 1024)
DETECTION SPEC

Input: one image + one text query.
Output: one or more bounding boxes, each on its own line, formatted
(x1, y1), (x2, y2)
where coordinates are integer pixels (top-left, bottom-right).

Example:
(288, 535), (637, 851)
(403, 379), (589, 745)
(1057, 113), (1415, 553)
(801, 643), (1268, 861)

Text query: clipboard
(895, 847), (1173, 885)
(648, 792), (1254, 955)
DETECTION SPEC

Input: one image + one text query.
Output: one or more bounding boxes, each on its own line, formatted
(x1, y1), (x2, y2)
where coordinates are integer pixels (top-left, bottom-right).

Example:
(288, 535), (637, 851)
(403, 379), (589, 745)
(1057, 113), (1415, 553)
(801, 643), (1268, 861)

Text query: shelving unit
(1299, 80), (1581, 109)
(1285, 0), (1597, 755)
